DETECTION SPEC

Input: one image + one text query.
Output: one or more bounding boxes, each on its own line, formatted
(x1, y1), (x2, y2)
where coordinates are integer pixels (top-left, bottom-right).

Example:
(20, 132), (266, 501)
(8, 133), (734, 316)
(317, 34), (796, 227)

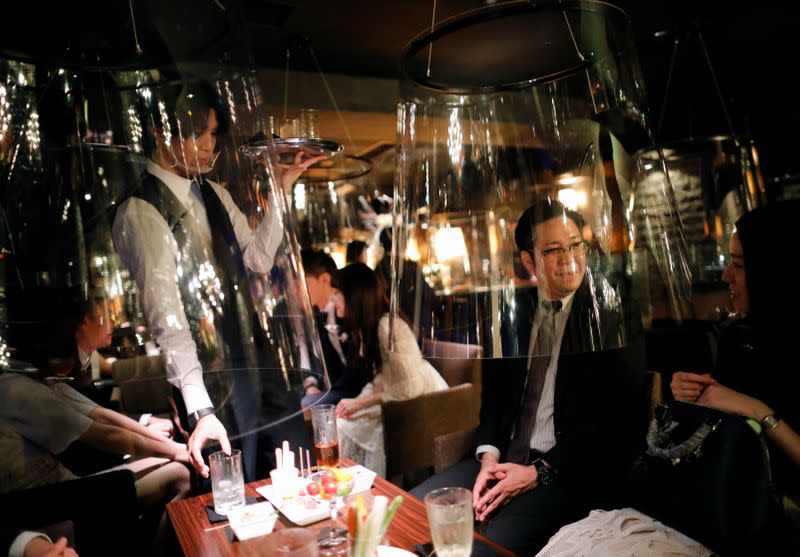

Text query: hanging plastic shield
(393, 0), (692, 359)
(635, 136), (767, 320)
(0, 51), (328, 478)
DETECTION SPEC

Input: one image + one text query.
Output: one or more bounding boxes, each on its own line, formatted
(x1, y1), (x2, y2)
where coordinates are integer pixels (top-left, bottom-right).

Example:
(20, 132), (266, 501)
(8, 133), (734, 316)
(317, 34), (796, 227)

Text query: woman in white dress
(332, 263), (448, 477)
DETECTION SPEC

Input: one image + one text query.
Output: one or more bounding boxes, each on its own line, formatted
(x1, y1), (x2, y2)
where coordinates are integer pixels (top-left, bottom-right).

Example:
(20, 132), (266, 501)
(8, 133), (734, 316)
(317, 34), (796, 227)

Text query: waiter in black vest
(112, 83), (324, 481)
(411, 200), (644, 555)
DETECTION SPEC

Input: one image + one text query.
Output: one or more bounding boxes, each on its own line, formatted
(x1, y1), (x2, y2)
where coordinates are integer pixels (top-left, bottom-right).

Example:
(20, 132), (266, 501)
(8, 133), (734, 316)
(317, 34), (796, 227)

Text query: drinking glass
(209, 449), (245, 516)
(311, 404), (340, 469)
(299, 108), (318, 138)
(424, 487), (473, 557)
(265, 528), (319, 557)
(277, 116), (300, 138)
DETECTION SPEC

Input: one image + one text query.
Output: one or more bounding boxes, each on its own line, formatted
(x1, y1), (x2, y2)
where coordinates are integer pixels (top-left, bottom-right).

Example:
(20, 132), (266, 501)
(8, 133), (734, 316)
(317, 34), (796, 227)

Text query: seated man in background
(411, 200), (644, 555)
(46, 293), (118, 407)
(300, 249), (365, 407)
(54, 292), (173, 434)
(72, 298), (116, 382)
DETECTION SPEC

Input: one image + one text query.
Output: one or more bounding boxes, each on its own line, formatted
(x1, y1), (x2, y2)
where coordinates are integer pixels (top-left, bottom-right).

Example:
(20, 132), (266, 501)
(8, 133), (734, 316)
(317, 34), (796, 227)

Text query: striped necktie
(506, 299), (563, 464)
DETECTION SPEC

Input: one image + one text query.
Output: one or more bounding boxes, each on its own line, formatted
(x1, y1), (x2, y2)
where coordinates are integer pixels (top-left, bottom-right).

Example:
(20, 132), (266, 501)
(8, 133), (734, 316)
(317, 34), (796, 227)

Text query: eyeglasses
(538, 240), (588, 258)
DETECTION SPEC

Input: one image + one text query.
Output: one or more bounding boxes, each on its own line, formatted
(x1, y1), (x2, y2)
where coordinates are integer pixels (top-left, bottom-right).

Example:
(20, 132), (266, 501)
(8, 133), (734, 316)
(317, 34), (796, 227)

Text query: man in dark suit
(411, 200), (644, 555)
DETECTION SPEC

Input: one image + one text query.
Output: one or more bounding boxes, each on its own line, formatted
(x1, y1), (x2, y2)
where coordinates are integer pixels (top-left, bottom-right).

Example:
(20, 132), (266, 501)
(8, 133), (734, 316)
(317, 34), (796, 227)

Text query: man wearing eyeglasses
(412, 199), (643, 556)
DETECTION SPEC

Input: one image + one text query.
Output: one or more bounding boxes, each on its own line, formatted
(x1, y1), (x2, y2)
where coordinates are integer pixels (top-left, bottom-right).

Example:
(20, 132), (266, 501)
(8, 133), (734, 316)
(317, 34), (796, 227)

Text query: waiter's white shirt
(112, 160), (283, 414)
(476, 291), (575, 462)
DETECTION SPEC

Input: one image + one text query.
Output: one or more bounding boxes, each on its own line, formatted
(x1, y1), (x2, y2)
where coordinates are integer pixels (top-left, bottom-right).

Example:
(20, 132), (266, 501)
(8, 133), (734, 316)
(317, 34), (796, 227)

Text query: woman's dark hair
(345, 240), (368, 265)
(735, 199), (800, 337)
(332, 263), (388, 378)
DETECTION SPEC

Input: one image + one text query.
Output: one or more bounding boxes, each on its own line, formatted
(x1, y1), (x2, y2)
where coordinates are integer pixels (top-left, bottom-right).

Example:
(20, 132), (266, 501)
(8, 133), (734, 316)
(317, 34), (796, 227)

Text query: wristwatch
(532, 458), (556, 486)
(188, 407), (216, 430)
(760, 413), (780, 432)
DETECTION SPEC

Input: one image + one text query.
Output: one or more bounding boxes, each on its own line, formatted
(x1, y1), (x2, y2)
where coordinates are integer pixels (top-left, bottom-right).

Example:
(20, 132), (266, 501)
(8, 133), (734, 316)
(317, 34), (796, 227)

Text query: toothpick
(299, 447), (304, 477)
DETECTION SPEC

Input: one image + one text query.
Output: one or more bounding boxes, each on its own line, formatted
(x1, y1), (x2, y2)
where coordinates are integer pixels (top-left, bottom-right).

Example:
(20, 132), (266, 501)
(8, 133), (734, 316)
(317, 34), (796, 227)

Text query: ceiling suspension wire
(128, 0), (143, 56)
(283, 47), (290, 119)
(657, 35), (680, 138)
(426, 0), (438, 77)
(698, 31), (739, 145)
(562, 9), (586, 62)
(307, 45), (355, 153)
(656, 26), (739, 145)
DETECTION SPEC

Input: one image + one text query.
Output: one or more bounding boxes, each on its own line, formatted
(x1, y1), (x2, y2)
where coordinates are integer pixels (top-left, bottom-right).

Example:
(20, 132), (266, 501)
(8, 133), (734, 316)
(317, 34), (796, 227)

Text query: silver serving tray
(240, 137), (343, 162)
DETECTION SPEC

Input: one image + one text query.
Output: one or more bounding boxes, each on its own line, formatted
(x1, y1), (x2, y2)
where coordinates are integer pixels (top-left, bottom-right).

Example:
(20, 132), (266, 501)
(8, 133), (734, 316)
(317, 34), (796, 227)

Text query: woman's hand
(277, 151), (327, 193)
(335, 398), (362, 419)
(146, 416), (174, 438)
(670, 371), (716, 402)
(698, 382), (771, 421)
(474, 462), (537, 522)
(172, 442), (191, 465)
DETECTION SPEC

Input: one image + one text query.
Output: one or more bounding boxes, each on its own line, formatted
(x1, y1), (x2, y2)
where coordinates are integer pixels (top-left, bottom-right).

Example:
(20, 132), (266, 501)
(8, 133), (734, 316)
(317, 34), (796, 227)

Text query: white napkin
(349, 465), (378, 494)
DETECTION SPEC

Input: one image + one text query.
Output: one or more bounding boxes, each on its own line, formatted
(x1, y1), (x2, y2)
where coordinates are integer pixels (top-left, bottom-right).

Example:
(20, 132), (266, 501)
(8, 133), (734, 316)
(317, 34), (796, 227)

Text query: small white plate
(256, 484), (330, 526)
(256, 465), (378, 526)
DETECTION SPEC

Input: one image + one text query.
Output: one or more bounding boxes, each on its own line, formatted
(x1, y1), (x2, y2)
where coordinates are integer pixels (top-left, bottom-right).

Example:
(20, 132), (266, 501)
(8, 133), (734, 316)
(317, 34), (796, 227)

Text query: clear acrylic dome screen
(392, 1), (692, 359)
(0, 58), (329, 442)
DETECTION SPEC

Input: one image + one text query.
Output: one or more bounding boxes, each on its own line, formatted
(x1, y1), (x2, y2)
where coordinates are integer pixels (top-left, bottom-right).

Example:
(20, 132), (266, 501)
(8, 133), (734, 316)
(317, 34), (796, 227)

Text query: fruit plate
(256, 484), (330, 526)
(255, 465), (377, 526)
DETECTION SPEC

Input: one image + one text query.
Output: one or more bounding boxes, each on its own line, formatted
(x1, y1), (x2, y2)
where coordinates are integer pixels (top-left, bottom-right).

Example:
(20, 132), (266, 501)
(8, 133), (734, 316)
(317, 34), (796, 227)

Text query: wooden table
(167, 459), (515, 556)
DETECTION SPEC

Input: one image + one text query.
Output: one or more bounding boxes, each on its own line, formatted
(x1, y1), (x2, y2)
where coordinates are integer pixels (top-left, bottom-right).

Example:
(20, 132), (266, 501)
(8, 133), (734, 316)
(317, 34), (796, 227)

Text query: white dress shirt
(112, 160), (284, 414)
(10, 531), (51, 557)
(476, 291), (575, 461)
(77, 344), (102, 381)
(322, 300), (347, 365)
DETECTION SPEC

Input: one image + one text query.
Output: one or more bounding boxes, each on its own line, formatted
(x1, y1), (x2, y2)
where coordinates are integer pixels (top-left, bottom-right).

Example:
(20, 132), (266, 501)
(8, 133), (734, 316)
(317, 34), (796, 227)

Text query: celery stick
(361, 496), (387, 557)
(377, 496), (404, 542)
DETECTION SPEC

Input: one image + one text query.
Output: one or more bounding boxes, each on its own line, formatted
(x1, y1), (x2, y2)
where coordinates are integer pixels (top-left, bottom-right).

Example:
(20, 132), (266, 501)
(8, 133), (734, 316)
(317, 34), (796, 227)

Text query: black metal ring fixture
(399, 0), (629, 95)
